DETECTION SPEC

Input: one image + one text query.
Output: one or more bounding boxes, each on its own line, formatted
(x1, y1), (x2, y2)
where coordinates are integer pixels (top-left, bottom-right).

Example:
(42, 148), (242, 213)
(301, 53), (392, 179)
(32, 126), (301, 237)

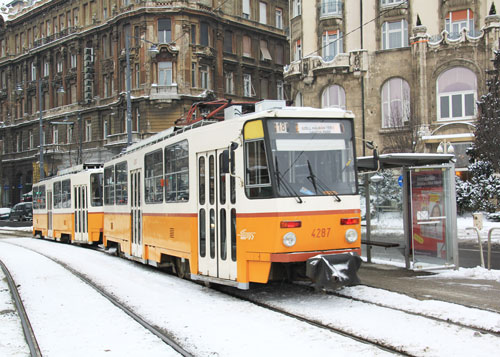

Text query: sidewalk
(359, 263), (500, 313)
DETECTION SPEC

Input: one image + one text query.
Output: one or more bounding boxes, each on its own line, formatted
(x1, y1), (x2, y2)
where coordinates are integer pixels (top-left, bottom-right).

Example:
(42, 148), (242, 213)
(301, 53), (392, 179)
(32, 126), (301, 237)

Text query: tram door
(47, 190), (53, 238)
(74, 185), (88, 242)
(197, 150), (237, 280)
(131, 170), (142, 258)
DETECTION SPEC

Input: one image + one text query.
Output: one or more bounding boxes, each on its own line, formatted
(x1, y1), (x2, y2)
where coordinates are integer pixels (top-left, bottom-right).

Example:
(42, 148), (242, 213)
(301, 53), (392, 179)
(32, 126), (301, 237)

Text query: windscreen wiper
(275, 157), (303, 204)
(307, 160), (341, 202)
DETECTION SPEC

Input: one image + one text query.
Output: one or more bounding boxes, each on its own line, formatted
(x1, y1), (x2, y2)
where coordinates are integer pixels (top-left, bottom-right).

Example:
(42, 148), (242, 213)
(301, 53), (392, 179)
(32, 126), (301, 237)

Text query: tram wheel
(175, 259), (190, 279)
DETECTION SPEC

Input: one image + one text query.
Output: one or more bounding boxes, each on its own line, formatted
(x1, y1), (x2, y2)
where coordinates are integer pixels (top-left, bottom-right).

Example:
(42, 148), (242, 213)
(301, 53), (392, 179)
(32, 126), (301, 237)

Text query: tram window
(145, 149), (164, 203)
(34, 185), (46, 209)
(210, 208), (215, 259)
(91, 173), (103, 207)
(165, 140), (189, 202)
(209, 155), (215, 205)
(199, 156), (205, 205)
(115, 161), (128, 205)
(219, 153), (226, 205)
(104, 166), (115, 205)
(231, 208), (236, 262)
(62, 179), (71, 208)
(53, 181), (62, 209)
(220, 208), (227, 260)
(245, 139), (272, 198)
(199, 209), (206, 257)
(230, 156), (236, 204)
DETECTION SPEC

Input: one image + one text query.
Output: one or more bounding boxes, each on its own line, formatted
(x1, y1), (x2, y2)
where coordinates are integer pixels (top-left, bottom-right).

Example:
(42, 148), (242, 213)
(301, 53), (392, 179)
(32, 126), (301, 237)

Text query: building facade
(286, 0), (499, 168)
(0, 0), (289, 206)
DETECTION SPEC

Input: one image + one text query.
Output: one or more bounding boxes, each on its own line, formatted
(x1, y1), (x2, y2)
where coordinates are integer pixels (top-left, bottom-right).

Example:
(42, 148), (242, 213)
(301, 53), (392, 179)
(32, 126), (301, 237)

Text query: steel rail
(5, 243), (192, 357)
(0, 259), (42, 357)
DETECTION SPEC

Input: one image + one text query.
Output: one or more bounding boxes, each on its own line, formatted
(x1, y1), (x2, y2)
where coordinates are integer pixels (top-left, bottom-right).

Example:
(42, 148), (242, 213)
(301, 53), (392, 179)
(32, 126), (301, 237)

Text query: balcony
(150, 83), (180, 101)
(105, 132), (142, 148)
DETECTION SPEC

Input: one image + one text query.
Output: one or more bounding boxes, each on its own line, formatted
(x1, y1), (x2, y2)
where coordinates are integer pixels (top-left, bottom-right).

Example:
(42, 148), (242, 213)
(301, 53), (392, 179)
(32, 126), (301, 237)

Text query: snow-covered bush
(455, 160), (500, 213)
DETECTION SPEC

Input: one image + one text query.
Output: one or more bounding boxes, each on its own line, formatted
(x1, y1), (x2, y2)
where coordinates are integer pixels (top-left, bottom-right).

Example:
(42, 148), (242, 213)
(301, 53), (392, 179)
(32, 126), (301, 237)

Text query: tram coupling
(305, 253), (362, 291)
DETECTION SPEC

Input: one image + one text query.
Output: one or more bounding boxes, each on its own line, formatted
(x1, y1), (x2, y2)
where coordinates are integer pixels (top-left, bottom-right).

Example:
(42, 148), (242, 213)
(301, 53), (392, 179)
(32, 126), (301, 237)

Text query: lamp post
(38, 75), (44, 181)
(124, 33), (159, 147)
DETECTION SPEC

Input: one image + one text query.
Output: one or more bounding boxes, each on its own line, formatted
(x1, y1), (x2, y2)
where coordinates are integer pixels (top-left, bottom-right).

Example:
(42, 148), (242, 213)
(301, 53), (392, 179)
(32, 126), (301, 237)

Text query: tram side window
(145, 149), (164, 203)
(34, 185), (46, 209)
(53, 181), (62, 209)
(245, 139), (272, 198)
(115, 161), (128, 205)
(165, 140), (189, 202)
(62, 179), (71, 208)
(91, 173), (103, 207)
(104, 166), (115, 205)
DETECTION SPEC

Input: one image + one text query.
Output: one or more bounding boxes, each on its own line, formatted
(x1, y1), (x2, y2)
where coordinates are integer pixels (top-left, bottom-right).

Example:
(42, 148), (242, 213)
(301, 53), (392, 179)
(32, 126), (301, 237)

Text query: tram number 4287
(311, 228), (331, 238)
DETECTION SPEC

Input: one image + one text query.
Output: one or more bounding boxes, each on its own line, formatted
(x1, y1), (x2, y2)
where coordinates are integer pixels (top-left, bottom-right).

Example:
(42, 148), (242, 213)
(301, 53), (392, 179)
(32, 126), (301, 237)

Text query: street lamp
(125, 33), (160, 147)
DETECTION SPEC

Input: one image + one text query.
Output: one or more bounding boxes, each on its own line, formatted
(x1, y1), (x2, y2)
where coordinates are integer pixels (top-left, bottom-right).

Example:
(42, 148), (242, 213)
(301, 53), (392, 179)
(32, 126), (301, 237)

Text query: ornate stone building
(0, 0), (289, 206)
(286, 0), (499, 169)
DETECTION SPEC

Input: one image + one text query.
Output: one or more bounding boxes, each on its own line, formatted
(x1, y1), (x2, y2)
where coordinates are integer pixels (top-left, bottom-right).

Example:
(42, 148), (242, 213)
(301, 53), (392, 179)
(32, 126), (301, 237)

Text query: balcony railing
(150, 84), (180, 100)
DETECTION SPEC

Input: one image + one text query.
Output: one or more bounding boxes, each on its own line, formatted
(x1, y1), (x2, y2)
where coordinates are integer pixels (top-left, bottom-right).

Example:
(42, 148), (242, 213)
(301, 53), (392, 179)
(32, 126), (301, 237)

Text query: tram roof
(357, 153), (455, 171)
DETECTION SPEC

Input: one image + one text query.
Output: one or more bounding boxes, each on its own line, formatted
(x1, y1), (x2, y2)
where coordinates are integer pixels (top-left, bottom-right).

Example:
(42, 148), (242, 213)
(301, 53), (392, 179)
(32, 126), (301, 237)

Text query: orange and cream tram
(33, 164), (104, 244)
(101, 101), (362, 289)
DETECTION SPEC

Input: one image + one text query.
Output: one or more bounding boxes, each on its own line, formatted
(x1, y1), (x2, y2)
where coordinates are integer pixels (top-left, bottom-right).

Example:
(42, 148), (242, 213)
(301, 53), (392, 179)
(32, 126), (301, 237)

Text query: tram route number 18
(311, 228), (331, 238)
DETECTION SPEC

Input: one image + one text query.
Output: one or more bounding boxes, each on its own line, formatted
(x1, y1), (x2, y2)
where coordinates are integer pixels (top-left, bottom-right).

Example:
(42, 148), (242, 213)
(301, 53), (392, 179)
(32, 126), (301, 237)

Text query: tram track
(0, 258), (42, 357)
(4, 241), (192, 357)
(214, 281), (500, 357)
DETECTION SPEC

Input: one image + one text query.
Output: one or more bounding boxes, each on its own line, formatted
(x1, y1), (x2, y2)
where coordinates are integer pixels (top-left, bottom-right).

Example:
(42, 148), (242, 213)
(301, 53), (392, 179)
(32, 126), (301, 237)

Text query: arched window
(381, 77), (410, 128)
(321, 85), (345, 109)
(437, 67), (477, 120)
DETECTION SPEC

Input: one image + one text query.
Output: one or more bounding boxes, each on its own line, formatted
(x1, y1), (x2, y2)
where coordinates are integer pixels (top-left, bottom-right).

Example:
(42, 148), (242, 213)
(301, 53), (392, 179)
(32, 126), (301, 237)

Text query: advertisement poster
(411, 169), (447, 258)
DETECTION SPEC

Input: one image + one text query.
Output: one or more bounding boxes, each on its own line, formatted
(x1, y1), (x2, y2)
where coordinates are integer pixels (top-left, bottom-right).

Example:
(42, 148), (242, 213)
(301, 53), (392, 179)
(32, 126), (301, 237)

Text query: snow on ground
(0, 243), (179, 357)
(0, 239), (393, 356)
(0, 268), (29, 356)
(2, 238), (500, 356)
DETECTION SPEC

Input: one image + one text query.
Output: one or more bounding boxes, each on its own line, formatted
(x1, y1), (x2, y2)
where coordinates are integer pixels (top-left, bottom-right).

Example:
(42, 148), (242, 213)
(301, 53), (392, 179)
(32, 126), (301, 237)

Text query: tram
(33, 164), (103, 244)
(33, 101), (362, 289)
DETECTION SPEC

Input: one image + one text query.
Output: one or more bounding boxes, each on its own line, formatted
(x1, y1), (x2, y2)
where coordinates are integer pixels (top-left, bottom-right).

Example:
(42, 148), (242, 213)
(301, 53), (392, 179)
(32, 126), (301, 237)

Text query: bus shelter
(357, 153), (458, 270)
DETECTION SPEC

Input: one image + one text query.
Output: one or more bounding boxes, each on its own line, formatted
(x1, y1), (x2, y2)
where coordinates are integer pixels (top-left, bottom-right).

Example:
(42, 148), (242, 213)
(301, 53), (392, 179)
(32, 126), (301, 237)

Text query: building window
(380, 0), (405, 7)
(103, 119), (108, 139)
(260, 78), (269, 98)
(57, 56), (63, 73)
(243, 0), (250, 19)
(275, 44), (284, 65)
(437, 67), (476, 121)
(31, 63), (37, 80)
(292, 0), (301, 18)
(191, 63), (196, 87)
(16, 133), (21, 152)
(275, 8), (283, 29)
(243, 74), (253, 97)
(293, 39), (302, 61)
(67, 124), (73, 143)
(295, 92), (303, 106)
(135, 64), (140, 88)
(52, 126), (58, 145)
(243, 35), (252, 57)
(276, 80), (284, 100)
(44, 61), (50, 77)
(200, 65), (209, 89)
(322, 30), (343, 61)
(225, 72), (234, 94)
(224, 31), (233, 53)
(158, 19), (172, 44)
(29, 130), (34, 149)
(321, 0), (342, 17)
(200, 22), (209, 46)
(71, 53), (77, 68)
(446, 9), (474, 39)
(260, 40), (272, 61)
(382, 19), (408, 50)
(259, 2), (267, 24)
(321, 85), (346, 109)
(158, 61), (173, 86)
(381, 77), (410, 128)
(85, 119), (92, 142)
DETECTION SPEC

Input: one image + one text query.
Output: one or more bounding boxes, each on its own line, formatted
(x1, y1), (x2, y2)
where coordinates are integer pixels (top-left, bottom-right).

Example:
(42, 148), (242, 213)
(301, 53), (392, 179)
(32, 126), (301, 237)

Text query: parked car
(0, 207), (11, 220)
(9, 202), (33, 222)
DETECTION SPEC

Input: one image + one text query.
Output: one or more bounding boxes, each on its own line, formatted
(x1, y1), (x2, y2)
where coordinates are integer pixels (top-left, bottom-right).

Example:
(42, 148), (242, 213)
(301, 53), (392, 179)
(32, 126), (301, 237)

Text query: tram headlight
(345, 229), (358, 243)
(283, 232), (297, 247)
